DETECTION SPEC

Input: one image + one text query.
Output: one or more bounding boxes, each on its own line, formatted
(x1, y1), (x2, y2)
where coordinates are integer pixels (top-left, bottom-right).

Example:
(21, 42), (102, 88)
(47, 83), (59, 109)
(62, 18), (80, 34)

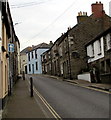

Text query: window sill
(98, 53), (102, 55)
(90, 56), (94, 59)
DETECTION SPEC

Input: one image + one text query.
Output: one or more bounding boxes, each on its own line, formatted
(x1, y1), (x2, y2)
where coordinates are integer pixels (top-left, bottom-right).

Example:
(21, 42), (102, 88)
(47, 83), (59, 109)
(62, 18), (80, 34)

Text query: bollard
(30, 77), (33, 97)
(23, 71), (25, 80)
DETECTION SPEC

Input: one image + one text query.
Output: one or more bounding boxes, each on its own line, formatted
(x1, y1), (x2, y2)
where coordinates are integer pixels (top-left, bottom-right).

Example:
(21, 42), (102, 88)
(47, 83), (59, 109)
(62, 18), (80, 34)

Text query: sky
(8, 0), (111, 51)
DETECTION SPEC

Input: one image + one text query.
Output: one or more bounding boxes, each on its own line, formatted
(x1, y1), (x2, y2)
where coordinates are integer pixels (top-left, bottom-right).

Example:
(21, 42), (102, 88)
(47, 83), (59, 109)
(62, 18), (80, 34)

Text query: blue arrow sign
(8, 43), (14, 52)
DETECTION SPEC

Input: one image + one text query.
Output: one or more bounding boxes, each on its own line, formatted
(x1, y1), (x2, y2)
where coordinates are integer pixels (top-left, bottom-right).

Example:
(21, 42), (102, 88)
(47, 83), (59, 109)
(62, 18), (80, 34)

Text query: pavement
(43, 74), (111, 92)
(0, 110), (2, 120)
(2, 77), (46, 119)
(1, 74), (111, 119)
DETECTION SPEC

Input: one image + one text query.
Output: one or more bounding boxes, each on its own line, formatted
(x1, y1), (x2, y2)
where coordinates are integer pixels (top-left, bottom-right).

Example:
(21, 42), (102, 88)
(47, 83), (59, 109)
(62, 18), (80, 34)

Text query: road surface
(27, 74), (110, 119)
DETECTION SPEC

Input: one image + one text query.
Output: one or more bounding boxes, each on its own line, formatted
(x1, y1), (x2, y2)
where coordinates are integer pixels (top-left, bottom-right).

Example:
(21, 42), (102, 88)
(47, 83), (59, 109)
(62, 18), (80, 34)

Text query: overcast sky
(8, 0), (111, 51)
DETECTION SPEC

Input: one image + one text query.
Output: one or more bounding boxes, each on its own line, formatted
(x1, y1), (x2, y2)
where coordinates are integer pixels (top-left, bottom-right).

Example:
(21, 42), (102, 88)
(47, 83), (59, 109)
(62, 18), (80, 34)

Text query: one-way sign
(8, 43), (14, 52)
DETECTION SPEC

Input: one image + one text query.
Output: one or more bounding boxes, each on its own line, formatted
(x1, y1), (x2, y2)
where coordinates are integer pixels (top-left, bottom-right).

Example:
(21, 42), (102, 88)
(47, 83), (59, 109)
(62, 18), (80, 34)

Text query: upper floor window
(106, 33), (111, 50)
(87, 44), (94, 58)
(35, 50), (37, 59)
(68, 36), (74, 47)
(59, 46), (62, 57)
(28, 53), (30, 61)
(97, 39), (102, 55)
(32, 51), (33, 58)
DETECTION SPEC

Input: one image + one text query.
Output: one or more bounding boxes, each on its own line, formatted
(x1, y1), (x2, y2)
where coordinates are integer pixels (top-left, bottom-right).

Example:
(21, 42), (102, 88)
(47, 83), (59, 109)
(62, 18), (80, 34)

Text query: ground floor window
(36, 62), (38, 70)
(29, 64), (31, 72)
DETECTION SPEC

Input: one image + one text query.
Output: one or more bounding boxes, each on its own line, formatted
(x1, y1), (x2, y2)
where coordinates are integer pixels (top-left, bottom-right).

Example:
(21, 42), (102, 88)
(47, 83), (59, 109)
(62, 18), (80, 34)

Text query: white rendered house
(27, 43), (50, 74)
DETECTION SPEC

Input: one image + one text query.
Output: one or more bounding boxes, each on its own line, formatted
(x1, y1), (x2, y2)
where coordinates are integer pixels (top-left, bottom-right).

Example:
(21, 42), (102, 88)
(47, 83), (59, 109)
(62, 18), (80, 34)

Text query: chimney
(77, 11), (88, 23)
(91, 1), (105, 18)
(49, 41), (53, 47)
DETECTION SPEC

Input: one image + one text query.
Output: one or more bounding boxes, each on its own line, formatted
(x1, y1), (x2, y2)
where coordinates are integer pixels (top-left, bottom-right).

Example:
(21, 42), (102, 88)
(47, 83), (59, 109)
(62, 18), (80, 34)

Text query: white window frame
(106, 33), (111, 50)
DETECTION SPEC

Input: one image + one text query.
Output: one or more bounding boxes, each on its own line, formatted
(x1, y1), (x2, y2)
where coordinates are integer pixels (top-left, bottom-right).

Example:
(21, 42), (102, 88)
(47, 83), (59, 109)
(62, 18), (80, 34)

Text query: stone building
(41, 2), (111, 82)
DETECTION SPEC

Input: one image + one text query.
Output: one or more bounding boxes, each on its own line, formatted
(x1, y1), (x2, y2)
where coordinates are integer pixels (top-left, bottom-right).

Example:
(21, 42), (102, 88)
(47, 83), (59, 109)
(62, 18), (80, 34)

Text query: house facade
(41, 2), (111, 83)
(27, 43), (50, 74)
(20, 47), (32, 74)
(86, 27), (111, 83)
(0, 1), (20, 112)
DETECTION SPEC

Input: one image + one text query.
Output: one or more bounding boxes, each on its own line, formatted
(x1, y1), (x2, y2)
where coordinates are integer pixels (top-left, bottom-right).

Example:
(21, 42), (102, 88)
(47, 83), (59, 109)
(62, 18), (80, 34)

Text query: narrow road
(27, 75), (110, 119)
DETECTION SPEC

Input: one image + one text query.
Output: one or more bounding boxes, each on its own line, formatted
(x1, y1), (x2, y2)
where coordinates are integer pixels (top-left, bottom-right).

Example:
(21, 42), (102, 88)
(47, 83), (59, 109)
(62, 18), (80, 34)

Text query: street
(27, 74), (110, 119)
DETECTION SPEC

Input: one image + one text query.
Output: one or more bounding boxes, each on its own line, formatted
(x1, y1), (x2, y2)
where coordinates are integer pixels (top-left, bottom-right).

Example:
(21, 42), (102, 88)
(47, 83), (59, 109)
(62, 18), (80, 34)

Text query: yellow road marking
(33, 87), (62, 120)
(27, 80), (62, 119)
(68, 82), (111, 94)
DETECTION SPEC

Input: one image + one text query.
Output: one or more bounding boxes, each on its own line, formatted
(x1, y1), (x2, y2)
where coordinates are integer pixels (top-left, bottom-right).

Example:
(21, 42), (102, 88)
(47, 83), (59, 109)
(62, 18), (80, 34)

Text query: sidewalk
(2, 77), (46, 119)
(66, 79), (111, 91)
(43, 74), (111, 92)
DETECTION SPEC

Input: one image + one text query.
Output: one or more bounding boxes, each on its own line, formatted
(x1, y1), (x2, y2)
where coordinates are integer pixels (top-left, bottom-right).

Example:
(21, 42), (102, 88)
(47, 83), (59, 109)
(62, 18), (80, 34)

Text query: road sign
(8, 43), (14, 52)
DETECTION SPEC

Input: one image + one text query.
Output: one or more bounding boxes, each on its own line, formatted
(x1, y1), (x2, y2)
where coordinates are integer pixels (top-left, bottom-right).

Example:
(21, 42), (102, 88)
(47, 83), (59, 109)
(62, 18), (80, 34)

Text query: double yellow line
(33, 87), (62, 120)
(26, 79), (61, 119)
(68, 82), (111, 94)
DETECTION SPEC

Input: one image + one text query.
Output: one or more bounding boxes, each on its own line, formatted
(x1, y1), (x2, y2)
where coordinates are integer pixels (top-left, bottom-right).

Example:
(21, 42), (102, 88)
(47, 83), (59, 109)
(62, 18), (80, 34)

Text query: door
(32, 64), (34, 74)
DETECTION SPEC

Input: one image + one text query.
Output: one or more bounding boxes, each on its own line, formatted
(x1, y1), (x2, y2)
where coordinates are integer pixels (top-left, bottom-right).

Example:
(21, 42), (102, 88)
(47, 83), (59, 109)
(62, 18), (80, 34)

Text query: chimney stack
(77, 11), (88, 24)
(91, 1), (105, 18)
(49, 41), (53, 47)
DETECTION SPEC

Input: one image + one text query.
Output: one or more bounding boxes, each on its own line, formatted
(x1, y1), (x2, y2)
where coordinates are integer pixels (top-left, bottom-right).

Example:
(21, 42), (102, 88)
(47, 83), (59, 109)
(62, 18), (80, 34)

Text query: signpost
(8, 43), (14, 52)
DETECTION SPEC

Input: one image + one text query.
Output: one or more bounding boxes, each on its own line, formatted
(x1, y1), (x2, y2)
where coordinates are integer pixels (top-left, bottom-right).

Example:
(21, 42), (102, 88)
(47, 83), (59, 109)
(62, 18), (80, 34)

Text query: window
(29, 64), (31, 72)
(32, 51), (33, 58)
(36, 62), (38, 70)
(68, 36), (74, 47)
(106, 33), (111, 50)
(35, 50), (37, 59)
(87, 44), (94, 58)
(106, 59), (110, 73)
(100, 61), (105, 73)
(98, 39), (102, 55)
(28, 53), (30, 61)
(91, 44), (94, 56)
(59, 46), (62, 57)
(48, 52), (51, 59)
(60, 64), (63, 75)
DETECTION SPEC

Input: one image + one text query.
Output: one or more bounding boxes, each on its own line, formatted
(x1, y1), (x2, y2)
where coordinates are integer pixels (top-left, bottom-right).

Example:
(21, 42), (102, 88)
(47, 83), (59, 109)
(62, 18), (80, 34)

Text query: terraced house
(41, 2), (111, 83)
(86, 27), (111, 83)
(0, 1), (20, 113)
(27, 43), (51, 74)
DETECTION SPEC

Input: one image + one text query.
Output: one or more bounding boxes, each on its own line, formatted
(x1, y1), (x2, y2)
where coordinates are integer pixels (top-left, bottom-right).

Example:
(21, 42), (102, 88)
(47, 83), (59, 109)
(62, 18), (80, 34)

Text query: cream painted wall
(0, 8), (2, 98)
(1, 24), (8, 98)
(20, 53), (27, 73)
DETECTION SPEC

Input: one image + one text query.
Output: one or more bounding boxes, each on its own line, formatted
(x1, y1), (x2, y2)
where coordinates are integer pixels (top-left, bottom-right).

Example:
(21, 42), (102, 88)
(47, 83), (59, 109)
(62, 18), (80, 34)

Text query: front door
(32, 64), (34, 74)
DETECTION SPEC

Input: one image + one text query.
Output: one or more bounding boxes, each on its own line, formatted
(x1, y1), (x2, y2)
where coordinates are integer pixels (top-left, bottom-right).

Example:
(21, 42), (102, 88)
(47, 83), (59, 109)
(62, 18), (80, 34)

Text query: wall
(0, 3), (2, 101)
(87, 37), (104, 63)
(27, 48), (49, 74)
(109, 1), (111, 17)
(77, 73), (91, 82)
(20, 53), (27, 73)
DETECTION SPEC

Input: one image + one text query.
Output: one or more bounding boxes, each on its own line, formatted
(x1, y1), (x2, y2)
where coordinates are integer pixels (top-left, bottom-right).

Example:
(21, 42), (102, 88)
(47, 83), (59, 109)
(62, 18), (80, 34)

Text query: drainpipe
(67, 31), (72, 80)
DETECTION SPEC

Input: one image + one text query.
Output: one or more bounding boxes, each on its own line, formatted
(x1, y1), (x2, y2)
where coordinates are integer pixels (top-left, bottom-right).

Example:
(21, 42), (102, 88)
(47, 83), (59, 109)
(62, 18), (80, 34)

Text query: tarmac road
(27, 74), (110, 119)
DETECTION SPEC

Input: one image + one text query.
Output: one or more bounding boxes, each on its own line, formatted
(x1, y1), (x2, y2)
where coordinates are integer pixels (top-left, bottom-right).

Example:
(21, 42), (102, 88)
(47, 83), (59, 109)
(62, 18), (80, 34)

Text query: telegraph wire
(21, 0), (77, 46)
(11, 0), (53, 8)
